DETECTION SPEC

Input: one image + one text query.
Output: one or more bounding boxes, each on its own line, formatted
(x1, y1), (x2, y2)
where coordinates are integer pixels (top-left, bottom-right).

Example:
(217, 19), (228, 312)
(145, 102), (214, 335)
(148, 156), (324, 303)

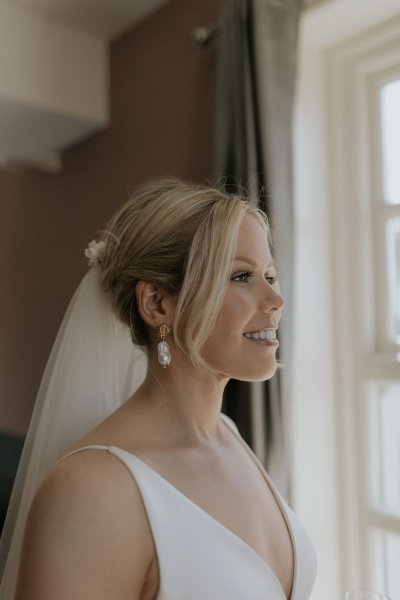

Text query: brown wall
(0, 0), (221, 436)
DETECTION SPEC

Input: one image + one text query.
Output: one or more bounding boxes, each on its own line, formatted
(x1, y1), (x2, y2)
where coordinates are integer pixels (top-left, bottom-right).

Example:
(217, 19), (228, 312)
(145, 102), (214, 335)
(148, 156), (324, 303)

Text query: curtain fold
(214, 0), (303, 501)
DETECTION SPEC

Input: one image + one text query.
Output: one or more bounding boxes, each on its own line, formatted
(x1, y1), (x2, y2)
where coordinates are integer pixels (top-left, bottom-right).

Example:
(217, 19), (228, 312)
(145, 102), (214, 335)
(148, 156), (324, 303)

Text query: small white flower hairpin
(84, 239), (105, 267)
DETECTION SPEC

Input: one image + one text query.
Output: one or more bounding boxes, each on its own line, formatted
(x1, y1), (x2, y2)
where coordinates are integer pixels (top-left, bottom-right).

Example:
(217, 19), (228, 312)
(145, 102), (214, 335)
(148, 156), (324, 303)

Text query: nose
(261, 281), (285, 313)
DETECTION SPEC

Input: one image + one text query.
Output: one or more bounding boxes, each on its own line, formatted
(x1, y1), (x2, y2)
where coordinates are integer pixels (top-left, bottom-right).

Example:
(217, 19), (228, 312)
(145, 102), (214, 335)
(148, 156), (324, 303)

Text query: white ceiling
(0, 0), (169, 169)
(6, 0), (170, 40)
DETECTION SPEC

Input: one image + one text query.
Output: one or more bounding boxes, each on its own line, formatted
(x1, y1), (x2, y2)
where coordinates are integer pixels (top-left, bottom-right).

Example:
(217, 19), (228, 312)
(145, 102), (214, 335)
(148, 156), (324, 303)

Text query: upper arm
(15, 452), (156, 600)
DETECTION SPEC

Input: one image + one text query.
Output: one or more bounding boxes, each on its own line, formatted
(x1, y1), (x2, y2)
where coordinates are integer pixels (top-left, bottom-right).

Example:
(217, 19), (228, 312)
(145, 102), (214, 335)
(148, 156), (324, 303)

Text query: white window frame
(327, 15), (400, 587)
(369, 70), (400, 353)
(293, 3), (400, 599)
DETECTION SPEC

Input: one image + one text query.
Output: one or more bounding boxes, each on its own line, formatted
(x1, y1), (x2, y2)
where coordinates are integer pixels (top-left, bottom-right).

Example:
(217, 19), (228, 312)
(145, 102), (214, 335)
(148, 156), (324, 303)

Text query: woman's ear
(135, 280), (176, 328)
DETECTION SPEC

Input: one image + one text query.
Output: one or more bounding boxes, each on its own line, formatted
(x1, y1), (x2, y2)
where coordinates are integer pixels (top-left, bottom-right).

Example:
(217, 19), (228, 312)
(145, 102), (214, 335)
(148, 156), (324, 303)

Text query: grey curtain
(214, 0), (303, 501)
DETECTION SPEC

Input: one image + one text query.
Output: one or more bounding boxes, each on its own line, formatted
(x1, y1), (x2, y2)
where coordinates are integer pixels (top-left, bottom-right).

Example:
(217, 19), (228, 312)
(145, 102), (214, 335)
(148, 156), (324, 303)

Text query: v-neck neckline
(107, 415), (296, 600)
(219, 415), (296, 599)
(60, 416), (297, 599)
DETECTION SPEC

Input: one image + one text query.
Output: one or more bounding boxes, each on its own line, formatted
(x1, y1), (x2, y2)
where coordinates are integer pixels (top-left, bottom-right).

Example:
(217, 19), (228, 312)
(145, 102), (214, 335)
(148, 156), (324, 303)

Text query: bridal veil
(0, 266), (147, 598)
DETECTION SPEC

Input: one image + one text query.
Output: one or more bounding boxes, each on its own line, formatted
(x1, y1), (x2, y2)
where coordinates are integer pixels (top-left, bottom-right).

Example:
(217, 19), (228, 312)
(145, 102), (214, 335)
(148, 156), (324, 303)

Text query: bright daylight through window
(380, 80), (400, 344)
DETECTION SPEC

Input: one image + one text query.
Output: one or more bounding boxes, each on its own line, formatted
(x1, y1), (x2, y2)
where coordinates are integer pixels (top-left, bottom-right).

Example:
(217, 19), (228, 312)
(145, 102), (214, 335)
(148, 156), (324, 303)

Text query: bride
(0, 177), (316, 599)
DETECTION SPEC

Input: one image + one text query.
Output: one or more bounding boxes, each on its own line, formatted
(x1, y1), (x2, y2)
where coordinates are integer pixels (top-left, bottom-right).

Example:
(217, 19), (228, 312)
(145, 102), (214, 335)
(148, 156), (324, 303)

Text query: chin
(206, 353), (279, 382)
(232, 361), (278, 382)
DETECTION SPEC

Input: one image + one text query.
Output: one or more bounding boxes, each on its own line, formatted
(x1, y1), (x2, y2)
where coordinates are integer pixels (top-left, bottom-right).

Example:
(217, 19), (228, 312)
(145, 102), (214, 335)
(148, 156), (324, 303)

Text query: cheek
(214, 291), (252, 339)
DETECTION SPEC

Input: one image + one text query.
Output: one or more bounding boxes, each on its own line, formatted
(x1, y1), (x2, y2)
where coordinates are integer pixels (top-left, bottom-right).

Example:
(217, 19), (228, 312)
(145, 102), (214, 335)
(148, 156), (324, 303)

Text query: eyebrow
(233, 256), (274, 268)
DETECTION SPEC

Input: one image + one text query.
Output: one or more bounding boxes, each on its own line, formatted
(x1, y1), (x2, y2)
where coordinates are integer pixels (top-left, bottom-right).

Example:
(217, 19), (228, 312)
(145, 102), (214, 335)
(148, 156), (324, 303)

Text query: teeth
(244, 330), (276, 340)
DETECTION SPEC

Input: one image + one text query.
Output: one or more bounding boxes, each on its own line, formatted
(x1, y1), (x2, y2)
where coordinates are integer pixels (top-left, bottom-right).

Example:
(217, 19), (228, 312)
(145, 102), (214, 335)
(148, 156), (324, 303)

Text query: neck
(129, 351), (229, 443)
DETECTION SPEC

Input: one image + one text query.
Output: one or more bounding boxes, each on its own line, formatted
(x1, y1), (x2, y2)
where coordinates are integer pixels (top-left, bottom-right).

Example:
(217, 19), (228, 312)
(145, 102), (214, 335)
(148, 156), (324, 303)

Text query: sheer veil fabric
(0, 267), (147, 598)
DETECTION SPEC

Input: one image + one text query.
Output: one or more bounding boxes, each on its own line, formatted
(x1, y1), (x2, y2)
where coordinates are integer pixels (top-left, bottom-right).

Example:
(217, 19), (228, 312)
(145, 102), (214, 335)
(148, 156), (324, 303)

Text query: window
(369, 384), (400, 516)
(381, 80), (400, 208)
(373, 77), (400, 352)
(365, 69), (400, 597)
(327, 17), (400, 598)
(294, 6), (400, 599)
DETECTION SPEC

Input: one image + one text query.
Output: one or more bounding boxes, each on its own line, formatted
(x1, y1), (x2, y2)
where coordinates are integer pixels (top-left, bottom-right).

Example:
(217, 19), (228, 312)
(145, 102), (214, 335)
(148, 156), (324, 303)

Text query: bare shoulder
(16, 449), (157, 600)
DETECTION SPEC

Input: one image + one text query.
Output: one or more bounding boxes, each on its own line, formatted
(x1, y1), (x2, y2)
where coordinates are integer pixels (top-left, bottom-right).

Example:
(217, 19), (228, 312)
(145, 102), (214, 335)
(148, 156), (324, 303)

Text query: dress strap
(55, 444), (110, 465)
(220, 412), (240, 434)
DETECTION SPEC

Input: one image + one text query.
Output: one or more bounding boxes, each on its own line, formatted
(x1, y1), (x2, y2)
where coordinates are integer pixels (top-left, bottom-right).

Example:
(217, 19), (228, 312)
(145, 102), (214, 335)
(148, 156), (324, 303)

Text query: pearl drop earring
(157, 324), (171, 367)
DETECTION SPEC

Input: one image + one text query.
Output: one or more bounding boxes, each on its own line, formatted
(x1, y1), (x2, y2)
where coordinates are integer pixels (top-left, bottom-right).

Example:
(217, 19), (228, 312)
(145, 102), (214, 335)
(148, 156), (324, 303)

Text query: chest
(140, 445), (294, 599)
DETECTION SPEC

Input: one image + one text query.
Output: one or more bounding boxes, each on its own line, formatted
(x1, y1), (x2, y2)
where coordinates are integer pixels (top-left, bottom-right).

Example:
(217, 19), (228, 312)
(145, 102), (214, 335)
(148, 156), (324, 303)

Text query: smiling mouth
(243, 329), (277, 341)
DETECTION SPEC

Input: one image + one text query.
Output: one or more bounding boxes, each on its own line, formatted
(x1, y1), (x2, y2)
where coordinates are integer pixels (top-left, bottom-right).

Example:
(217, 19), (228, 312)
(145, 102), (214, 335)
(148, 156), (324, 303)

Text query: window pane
(369, 384), (400, 514)
(371, 529), (400, 599)
(380, 80), (400, 205)
(386, 217), (400, 344)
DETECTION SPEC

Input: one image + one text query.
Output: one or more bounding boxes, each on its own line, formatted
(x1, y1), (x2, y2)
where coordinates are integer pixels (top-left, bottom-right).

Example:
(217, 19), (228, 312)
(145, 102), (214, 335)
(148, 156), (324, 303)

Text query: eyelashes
(231, 271), (278, 285)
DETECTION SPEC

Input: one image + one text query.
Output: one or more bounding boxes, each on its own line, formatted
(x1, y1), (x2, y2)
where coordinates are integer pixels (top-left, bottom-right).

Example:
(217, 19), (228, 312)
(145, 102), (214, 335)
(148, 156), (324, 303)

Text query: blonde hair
(100, 177), (270, 378)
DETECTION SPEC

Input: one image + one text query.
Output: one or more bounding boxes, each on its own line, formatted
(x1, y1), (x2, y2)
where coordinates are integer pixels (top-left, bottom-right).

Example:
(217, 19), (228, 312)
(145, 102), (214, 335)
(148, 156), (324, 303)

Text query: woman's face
(203, 215), (284, 382)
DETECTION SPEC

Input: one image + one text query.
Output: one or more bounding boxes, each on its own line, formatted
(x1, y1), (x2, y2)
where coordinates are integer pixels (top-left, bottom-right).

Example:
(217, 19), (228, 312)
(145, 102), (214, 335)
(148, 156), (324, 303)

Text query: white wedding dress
(57, 415), (317, 600)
